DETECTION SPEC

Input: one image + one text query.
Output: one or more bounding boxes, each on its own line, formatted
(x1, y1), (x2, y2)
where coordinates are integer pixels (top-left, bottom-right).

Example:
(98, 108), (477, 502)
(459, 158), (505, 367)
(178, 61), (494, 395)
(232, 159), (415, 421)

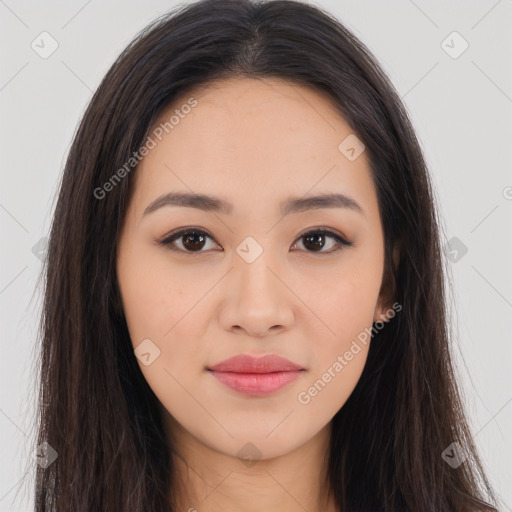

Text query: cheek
(310, 255), (382, 346)
(297, 251), (382, 411)
(117, 250), (206, 415)
(119, 269), (173, 343)
(117, 237), (191, 342)
(309, 279), (374, 379)
(117, 243), (211, 380)
(296, 284), (374, 418)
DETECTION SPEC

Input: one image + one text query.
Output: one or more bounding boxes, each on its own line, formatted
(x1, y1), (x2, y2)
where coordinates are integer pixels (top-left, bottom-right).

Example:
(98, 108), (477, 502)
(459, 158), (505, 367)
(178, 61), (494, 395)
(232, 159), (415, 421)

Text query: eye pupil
(163, 228), (347, 255)
(183, 232), (206, 251)
(303, 233), (325, 251)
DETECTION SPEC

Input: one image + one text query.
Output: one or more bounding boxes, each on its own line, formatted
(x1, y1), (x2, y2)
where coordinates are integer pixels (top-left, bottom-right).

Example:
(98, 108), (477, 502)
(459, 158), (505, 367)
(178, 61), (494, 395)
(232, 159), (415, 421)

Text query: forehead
(130, 77), (377, 218)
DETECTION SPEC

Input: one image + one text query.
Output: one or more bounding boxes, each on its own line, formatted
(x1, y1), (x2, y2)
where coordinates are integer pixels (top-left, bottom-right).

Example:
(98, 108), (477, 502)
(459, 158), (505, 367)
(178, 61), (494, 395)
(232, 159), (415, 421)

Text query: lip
(207, 354), (305, 396)
(208, 354), (304, 373)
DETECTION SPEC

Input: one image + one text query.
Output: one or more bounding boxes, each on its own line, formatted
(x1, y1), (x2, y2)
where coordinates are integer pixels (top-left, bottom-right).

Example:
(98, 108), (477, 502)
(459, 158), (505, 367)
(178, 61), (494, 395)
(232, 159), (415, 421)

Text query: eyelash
(159, 227), (354, 255)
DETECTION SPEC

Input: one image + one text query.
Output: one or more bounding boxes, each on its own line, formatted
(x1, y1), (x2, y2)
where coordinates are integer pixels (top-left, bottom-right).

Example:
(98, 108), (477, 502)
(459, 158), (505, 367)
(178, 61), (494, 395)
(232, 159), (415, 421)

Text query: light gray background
(1, 0), (511, 510)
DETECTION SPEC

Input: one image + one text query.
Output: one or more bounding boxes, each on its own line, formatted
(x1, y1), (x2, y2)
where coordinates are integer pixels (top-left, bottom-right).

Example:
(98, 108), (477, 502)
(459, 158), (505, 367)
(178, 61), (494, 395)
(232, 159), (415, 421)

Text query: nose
(219, 249), (295, 338)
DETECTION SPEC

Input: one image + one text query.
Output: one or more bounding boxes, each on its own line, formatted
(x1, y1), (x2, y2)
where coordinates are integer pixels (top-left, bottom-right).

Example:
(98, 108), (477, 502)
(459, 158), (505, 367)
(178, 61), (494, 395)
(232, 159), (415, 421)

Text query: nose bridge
(234, 239), (281, 302)
(220, 236), (294, 336)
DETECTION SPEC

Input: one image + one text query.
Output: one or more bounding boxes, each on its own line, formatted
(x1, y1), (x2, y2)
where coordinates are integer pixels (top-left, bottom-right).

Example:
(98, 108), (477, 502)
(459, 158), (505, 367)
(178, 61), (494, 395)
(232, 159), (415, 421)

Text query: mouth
(206, 353), (305, 396)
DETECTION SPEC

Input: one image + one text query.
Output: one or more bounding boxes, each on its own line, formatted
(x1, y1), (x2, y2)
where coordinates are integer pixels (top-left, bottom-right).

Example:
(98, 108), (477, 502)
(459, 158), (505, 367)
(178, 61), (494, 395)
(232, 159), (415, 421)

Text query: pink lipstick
(207, 354), (305, 396)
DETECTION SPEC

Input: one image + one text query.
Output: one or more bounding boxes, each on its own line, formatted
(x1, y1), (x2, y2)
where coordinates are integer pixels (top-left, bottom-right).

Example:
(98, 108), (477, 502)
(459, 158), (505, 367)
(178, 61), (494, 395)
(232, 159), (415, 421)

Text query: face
(116, 77), (389, 461)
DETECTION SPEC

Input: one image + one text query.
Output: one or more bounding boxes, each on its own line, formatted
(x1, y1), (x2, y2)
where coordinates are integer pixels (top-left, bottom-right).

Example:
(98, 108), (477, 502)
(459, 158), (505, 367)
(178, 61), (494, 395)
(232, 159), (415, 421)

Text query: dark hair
(31, 0), (499, 510)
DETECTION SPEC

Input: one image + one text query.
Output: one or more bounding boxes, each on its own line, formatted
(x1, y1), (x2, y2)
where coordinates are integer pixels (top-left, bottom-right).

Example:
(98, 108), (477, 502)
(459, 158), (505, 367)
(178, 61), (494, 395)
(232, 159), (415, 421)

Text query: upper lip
(207, 354), (304, 373)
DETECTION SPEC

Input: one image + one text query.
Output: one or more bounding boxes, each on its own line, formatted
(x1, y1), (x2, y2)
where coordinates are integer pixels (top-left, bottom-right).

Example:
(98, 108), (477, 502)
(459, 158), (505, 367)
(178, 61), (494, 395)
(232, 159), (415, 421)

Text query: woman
(34, 0), (499, 510)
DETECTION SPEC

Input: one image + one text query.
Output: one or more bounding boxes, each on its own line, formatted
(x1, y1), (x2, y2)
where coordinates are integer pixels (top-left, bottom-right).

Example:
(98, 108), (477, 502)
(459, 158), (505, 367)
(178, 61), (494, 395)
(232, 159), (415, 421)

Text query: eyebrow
(143, 191), (363, 217)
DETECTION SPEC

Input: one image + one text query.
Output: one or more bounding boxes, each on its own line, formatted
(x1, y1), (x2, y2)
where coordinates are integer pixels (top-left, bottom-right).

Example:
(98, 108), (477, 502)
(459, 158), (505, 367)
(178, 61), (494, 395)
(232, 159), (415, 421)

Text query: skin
(116, 77), (392, 512)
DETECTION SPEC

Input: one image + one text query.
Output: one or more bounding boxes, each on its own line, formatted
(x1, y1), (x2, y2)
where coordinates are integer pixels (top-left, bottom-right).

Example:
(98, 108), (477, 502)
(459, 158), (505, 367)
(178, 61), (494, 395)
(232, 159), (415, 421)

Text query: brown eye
(160, 227), (353, 255)
(161, 229), (220, 253)
(303, 232), (328, 251)
(180, 232), (207, 251)
(291, 229), (353, 254)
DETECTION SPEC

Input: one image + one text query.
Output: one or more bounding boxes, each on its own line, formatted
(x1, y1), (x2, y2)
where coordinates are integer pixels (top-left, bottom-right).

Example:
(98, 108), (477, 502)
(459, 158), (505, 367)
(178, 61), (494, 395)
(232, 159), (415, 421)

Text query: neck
(162, 412), (337, 512)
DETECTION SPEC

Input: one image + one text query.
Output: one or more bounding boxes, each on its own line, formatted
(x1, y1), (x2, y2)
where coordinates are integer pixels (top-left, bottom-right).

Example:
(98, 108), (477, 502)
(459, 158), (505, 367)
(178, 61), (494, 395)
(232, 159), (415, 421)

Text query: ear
(373, 242), (400, 323)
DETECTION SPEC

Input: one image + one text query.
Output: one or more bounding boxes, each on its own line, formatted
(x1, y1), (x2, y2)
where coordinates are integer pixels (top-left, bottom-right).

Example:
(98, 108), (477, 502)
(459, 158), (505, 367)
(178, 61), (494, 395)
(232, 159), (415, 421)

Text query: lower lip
(208, 370), (303, 396)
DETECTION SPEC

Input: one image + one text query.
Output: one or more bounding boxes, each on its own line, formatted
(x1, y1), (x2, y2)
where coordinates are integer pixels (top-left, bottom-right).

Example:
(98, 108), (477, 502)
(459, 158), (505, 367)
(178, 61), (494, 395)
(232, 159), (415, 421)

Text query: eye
(160, 227), (353, 254)
(160, 227), (220, 253)
(290, 228), (353, 254)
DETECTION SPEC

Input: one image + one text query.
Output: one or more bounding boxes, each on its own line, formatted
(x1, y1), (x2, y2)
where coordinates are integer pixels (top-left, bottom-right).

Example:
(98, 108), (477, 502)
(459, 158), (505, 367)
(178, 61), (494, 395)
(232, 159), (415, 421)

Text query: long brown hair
(32, 0), (499, 510)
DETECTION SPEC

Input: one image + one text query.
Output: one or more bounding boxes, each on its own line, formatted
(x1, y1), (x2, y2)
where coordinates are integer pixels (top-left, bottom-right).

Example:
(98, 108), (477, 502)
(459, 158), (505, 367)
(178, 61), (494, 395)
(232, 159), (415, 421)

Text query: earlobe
(373, 284), (391, 324)
(373, 241), (401, 323)
(373, 301), (391, 324)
